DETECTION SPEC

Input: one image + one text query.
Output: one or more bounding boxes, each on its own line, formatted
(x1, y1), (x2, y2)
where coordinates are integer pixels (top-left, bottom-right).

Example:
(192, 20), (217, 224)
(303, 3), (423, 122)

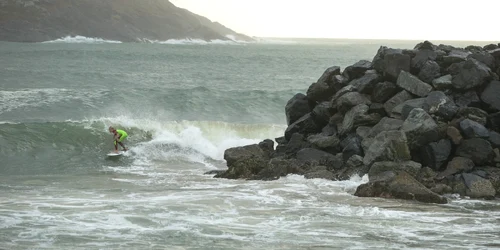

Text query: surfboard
(107, 151), (125, 157)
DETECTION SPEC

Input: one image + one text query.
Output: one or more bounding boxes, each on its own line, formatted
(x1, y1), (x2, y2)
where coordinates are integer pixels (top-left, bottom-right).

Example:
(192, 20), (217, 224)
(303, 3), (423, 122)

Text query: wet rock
(432, 74), (453, 90)
(401, 108), (439, 149)
(367, 117), (404, 138)
(395, 98), (426, 120)
(411, 49), (438, 71)
(480, 80), (500, 112)
(384, 90), (414, 115)
(348, 70), (380, 94)
(446, 126), (463, 145)
(372, 81), (399, 103)
(488, 131), (500, 148)
(336, 92), (371, 114)
(204, 170), (226, 175)
(355, 171), (447, 204)
(418, 60), (441, 83)
(419, 139), (452, 170)
(258, 139), (275, 158)
(304, 168), (336, 180)
(216, 144), (270, 179)
(306, 81), (335, 103)
(343, 60), (372, 80)
(457, 107), (488, 125)
(296, 148), (343, 170)
(456, 138), (494, 165)
(459, 119), (489, 139)
(339, 104), (381, 135)
(436, 157), (474, 180)
(316, 66), (341, 84)
(336, 154), (369, 180)
(468, 51), (496, 69)
(369, 161), (422, 178)
(422, 91), (458, 120)
(285, 93), (310, 125)
(396, 71), (433, 97)
(462, 173), (496, 199)
(341, 135), (364, 162)
(307, 133), (340, 151)
(255, 158), (305, 181)
(454, 90), (481, 108)
(431, 184), (453, 195)
(451, 58), (492, 90)
(284, 113), (320, 141)
(363, 130), (411, 166)
(311, 102), (332, 128)
(443, 49), (471, 65)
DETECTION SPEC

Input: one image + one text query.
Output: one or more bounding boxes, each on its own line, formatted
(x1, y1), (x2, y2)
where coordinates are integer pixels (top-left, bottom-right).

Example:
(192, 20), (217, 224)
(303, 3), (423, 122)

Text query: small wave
(42, 36), (122, 44)
(140, 37), (248, 45)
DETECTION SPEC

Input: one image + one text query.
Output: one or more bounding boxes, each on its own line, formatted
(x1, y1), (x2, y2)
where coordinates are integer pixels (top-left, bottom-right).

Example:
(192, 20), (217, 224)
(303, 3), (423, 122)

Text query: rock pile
(209, 41), (500, 204)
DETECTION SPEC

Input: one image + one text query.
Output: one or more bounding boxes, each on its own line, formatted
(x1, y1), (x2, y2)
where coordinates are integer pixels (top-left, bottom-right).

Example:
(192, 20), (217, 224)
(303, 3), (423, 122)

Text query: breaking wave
(42, 36), (123, 44)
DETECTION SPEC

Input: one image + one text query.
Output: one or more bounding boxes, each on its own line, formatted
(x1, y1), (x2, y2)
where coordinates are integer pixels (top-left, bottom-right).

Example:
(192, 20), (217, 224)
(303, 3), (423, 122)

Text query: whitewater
(1, 39), (499, 249)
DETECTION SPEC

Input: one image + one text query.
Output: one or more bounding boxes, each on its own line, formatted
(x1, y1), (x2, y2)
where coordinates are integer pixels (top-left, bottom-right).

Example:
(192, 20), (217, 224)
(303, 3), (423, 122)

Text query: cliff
(0, 0), (253, 42)
(208, 41), (500, 204)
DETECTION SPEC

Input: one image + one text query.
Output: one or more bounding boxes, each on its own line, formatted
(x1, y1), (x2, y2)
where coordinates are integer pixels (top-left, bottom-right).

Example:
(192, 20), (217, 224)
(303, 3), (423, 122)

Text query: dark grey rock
(368, 103), (387, 117)
(488, 131), (500, 148)
(306, 81), (335, 103)
(284, 113), (320, 141)
(372, 47), (411, 80)
(336, 92), (371, 114)
(458, 107), (488, 125)
(488, 112), (500, 133)
(282, 133), (311, 157)
(436, 157), (474, 180)
(480, 80), (500, 112)
(401, 108), (439, 149)
(363, 130), (411, 166)
(418, 60), (441, 83)
(462, 173), (496, 199)
(443, 49), (471, 65)
(311, 101), (332, 128)
(384, 90), (414, 115)
(348, 71), (380, 94)
(451, 58), (492, 90)
(372, 81), (399, 103)
(307, 133), (340, 150)
(468, 51), (496, 69)
(414, 41), (437, 51)
(454, 90), (481, 108)
(396, 71), (433, 97)
(394, 98), (426, 120)
(317, 66), (341, 84)
(216, 144), (270, 179)
(285, 93), (310, 125)
(412, 49), (438, 70)
(343, 60), (372, 80)
(456, 138), (494, 165)
(369, 161), (422, 178)
(484, 44), (499, 51)
(367, 117), (404, 138)
(320, 124), (338, 136)
(423, 91), (458, 121)
(432, 74), (453, 90)
(339, 104), (381, 135)
(304, 169), (336, 180)
(447, 126), (463, 145)
(342, 135), (364, 162)
(459, 119), (490, 139)
(296, 148), (343, 170)
(419, 139), (452, 170)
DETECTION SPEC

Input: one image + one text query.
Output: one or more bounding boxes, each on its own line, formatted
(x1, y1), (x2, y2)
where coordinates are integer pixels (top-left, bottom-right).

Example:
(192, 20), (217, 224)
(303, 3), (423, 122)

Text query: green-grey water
(1, 38), (500, 249)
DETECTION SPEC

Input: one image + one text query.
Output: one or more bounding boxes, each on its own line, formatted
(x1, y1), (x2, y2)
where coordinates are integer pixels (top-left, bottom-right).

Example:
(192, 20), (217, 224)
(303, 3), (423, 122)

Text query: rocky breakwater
(208, 41), (500, 204)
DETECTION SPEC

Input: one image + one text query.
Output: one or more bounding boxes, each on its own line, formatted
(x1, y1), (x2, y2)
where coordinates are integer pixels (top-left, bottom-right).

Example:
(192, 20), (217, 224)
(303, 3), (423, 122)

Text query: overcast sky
(170, 0), (500, 41)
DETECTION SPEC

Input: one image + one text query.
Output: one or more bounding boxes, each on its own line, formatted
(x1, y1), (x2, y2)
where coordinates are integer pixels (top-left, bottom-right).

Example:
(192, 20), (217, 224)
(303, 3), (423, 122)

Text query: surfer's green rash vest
(116, 129), (128, 140)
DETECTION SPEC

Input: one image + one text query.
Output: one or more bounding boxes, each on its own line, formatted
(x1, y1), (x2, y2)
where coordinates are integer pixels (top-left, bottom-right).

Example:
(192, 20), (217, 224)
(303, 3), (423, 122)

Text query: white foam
(42, 35), (122, 44)
(141, 37), (249, 45)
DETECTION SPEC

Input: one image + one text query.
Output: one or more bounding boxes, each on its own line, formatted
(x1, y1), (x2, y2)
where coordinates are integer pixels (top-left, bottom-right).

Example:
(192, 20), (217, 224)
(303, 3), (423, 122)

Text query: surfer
(108, 126), (128, 152)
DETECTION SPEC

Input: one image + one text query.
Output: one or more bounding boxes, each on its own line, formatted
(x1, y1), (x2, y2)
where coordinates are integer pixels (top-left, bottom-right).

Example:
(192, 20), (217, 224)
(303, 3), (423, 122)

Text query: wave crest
(42, 36), (122, 44)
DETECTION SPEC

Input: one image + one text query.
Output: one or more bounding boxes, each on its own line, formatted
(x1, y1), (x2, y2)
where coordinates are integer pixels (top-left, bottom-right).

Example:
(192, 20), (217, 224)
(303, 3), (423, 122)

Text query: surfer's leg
(114, 140), (118, 151)
(118, 135), (128, 151)
(118, 141), (127, 151)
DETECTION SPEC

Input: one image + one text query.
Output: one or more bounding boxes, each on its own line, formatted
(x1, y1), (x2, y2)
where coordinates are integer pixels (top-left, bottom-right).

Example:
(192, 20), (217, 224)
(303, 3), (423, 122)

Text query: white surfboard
(107, 151), (126, 157)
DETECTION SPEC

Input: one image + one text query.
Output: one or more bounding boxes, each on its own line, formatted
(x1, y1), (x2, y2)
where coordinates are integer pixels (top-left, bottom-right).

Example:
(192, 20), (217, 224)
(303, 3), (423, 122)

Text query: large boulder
(296, 148), (343, 170)
(456, 138), (494, 165)
(457, 107), (488, 125)
(307, 133), (340, 152)
(281, 133), (311, 157)
(411, 49), (438, 71)
(436, 157), (474, 180)
(284, 113), (320, 141)
(394, 98), (426, 120)
(401, 108), (439, 149)
(372, 47), (411, 80)
(311, 101), (332, 128)
(339, 104), (381, 135)
(316, 66), (341, 84)
(372, 81), (399, 103)
(450, 58), (492, 90)
(343, 60), (372, 80)
(367, 117), (404, 138)
(254, 158), (306, 181)
(363, 130), (411, 166)
(355, 171), (448, 204)
(418, 60), (441, 83)
(341, 135), (364, 162)
(336, 92), (371, 114)
(459, 119), (489, 139)
(306, 81), (335, 103)
(423, 91), (459, 121)
(384, 90), (414, 115)
(396, 71), (433, 97)
(468, 51), (496, 69)
(285, 93), (310, 125)
(462, 173), (496, 199)
(488, 112), (500, 133)
(348, 70), (380, 94)
(454, 90), (482, 108)
(369, 161), (422, 178)
(443, 49), (471, 65)
(216, 144), (271, 179)
(419, 139), (452, 171)
(432, 74), (453, 90)
(480, 80), (500, 112)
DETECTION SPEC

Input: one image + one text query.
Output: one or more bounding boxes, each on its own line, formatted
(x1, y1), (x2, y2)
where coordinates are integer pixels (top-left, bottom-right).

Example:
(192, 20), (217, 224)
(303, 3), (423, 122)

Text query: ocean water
(1, 38), (500, 249)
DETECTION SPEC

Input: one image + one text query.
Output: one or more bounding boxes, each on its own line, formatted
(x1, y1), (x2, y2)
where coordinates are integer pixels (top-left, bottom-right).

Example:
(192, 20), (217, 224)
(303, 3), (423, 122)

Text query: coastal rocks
(216, 40), (500, 203)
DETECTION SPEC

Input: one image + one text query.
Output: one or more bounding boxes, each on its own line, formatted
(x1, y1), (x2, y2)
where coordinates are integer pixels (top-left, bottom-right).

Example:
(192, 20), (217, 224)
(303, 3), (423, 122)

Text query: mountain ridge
(0, 0), (254, 42)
